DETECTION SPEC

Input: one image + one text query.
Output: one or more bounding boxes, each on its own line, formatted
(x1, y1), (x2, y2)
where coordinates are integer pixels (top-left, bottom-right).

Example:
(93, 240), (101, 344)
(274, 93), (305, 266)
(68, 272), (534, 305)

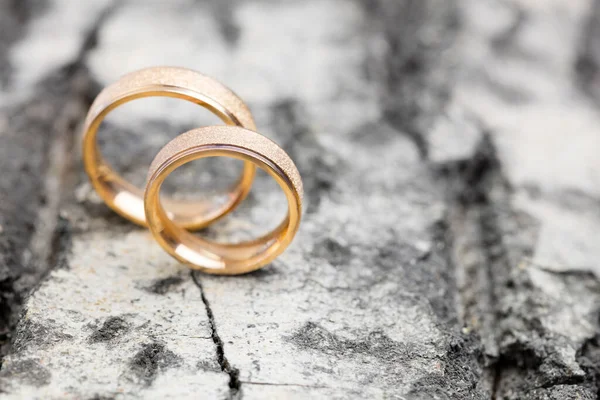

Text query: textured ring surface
(82, 66), (256, 229)
(144, 126), (303, 275)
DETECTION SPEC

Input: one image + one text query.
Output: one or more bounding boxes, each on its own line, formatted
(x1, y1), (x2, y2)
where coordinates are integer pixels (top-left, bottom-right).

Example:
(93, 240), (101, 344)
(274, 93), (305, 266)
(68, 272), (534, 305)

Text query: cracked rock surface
(0, 0), (599, 399)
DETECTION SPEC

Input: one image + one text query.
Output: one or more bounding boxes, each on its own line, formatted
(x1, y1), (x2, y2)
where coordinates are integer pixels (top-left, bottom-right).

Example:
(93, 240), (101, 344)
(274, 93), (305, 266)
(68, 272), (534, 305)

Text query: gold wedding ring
(144, 126), (303, 275)
(83, 67), (303, 274)
(82, 67), (256, 229)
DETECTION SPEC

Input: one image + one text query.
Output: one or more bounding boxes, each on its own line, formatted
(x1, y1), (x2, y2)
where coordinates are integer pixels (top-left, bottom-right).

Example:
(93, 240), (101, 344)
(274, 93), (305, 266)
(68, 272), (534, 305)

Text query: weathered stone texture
(431, 0), (600, 398)
(0, 0), (599, 399)
(0, 0), (113, 358)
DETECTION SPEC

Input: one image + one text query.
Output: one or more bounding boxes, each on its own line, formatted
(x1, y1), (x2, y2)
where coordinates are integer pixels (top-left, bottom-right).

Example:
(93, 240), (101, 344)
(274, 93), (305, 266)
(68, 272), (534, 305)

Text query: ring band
(82, 67), (256, 229)
(144, 126), (303, 275)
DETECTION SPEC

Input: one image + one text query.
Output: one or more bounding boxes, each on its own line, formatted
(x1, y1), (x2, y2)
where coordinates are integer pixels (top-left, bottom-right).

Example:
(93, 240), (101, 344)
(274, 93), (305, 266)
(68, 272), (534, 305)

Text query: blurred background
(0, 0), (599, 399)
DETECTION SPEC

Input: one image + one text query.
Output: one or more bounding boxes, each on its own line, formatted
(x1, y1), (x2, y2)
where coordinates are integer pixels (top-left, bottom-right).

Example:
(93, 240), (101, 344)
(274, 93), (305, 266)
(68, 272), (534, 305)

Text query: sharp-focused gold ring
(82, 66), (256, 229)
(144, 126), (303, 275)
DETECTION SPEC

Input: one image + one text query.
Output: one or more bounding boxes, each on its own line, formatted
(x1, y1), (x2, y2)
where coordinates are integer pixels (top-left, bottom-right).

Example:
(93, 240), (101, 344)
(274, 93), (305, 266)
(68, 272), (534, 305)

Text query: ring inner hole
(161, 157), (288, 245)
(97, 97), (241, 200)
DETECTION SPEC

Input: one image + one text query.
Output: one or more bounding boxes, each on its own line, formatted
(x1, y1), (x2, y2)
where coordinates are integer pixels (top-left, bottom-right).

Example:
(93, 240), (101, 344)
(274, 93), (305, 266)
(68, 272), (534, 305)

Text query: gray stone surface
(431, 0), (600, 398)
(2, 231), (229, 398)
(0, 0), (112, 357)
(0, 0), (599, 399)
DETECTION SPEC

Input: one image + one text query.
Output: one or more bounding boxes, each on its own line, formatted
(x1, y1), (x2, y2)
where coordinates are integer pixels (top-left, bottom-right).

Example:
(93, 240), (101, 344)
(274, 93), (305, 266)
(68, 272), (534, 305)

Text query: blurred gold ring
(144, 126), (303, 275)
(82, 66), (256, 229)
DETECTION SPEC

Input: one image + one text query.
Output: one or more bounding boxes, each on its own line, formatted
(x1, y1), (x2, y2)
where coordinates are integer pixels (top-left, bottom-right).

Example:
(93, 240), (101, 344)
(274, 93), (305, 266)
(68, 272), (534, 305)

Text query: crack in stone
(240, 381), (330, 389)
(434, 134), (513, 398)
(191, 272), (242, 399)
(435, 129), (600, 398)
